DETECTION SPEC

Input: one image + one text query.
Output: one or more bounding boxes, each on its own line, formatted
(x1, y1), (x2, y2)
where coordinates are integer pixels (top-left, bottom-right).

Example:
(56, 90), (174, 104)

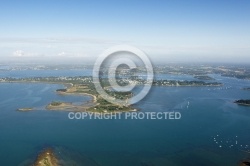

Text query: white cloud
(58, 51), (67, 56)
(13, 50), (25, 57)
(11, 50), (45, 58)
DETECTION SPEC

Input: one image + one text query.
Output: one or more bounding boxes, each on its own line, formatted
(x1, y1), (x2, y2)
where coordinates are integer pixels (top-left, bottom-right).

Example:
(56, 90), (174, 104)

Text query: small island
(234, 99), (250, 106)
(33, 148), (58, 166)
(243, 87), (250, 90)
(240, 161), (250, 166)
(194, 75), (215, 80)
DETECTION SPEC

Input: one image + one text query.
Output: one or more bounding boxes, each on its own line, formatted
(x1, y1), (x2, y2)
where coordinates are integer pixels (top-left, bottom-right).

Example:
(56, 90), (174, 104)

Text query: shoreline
(2, 81), (98, 112)
(57, 90), (97, 103)
(2, 80), (222, 113)
(6, 81), (131, 113)
(46, 100), (97, 112)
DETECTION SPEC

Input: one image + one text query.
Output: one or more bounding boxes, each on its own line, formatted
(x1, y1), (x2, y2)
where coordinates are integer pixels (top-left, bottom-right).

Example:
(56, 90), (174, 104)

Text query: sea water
(0, 71), (250, 166)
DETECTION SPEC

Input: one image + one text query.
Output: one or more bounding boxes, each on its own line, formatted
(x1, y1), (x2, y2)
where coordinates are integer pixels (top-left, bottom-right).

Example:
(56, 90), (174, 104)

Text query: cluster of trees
(51, 101), (63, 106)
(56, 89), (67, 92)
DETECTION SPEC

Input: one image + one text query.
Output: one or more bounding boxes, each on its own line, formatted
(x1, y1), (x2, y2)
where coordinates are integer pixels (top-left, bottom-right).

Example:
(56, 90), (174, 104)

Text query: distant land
(1, 63), (250, 80)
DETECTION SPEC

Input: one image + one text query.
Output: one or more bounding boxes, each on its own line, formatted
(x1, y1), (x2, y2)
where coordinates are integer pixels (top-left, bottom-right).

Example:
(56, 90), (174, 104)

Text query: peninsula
(47, 84), (134, 112)
(0, 76), (223, 112)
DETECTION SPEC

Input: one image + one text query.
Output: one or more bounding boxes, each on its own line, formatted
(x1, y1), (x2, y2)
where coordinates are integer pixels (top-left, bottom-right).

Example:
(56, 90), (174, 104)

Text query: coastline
(4, 81), (132, 113)
(0, 81), (98, 112)
(1, 80), (222, 113)
(57, 90), (97, 103)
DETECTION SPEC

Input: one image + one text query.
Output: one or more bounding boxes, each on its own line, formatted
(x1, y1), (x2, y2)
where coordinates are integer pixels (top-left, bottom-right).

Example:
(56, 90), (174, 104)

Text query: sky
(0, 0), (250, 63)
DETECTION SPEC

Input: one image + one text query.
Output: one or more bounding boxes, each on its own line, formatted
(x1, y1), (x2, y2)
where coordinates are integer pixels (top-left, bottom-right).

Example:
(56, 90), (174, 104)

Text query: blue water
(0, 71), (250, 166)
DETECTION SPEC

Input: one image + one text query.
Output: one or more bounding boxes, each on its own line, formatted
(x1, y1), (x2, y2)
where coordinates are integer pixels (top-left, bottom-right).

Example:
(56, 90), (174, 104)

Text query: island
(240, 161), (250, 166)
(33, 148), (58, 166)
(243, 87), (250, 90)
(234, 99), (250, 106)
(28, 146), (101, 166)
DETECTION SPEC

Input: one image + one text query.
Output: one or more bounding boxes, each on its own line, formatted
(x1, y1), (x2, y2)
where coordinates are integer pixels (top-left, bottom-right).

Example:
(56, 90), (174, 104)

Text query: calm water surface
(0, 71), (250, 166)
